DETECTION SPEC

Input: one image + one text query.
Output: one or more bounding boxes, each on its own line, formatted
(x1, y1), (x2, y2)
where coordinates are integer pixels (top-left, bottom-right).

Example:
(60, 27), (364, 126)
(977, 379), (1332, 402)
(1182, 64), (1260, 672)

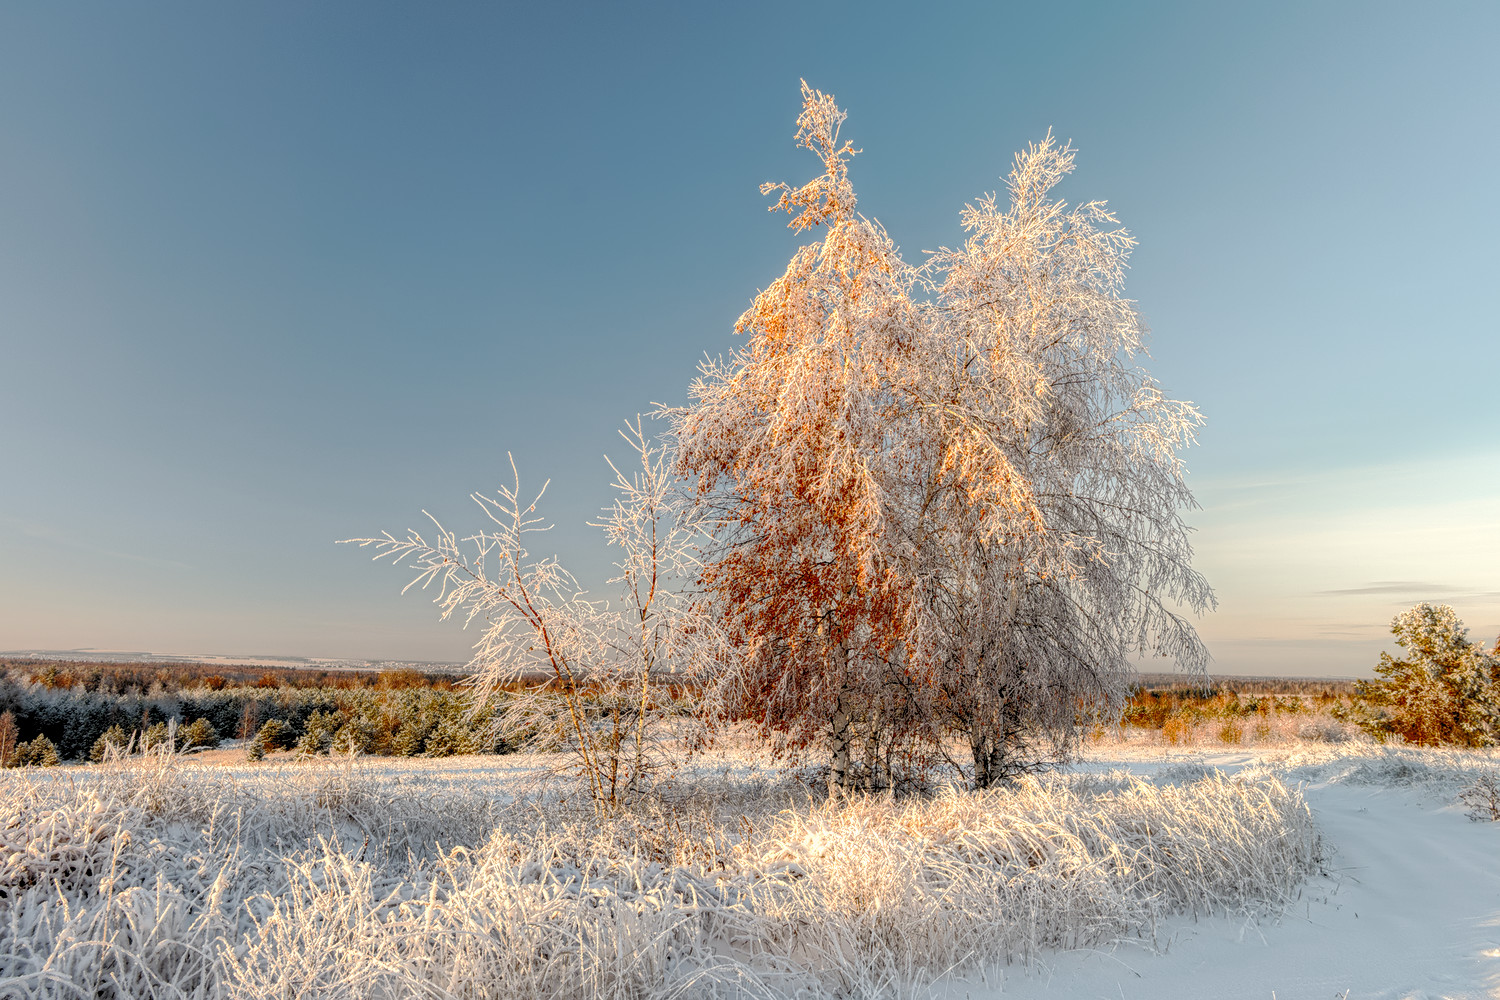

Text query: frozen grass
(1274, 741), (1500, 807)
(1, 748), (1321, 999)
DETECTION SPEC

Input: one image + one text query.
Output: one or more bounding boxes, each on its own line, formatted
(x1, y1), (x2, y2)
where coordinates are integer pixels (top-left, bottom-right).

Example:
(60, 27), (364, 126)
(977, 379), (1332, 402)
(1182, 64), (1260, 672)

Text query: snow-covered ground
(3, 740), (1496, 999)
(951, 746), (1500, 1000)
(164, 742), (1500, 998)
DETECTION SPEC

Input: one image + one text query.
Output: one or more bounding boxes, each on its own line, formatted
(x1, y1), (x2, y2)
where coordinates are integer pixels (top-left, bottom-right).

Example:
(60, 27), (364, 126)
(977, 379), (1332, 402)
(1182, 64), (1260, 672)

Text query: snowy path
(945, 763), (1500, 1000)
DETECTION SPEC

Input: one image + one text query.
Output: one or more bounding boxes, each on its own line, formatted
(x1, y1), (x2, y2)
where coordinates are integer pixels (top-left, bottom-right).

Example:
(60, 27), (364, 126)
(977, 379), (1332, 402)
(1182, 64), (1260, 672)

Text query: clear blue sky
(3, 2), (1496, 675)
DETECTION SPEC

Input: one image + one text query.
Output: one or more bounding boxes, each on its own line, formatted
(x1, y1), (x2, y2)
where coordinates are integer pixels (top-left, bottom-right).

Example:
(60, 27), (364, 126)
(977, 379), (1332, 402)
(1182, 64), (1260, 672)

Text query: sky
(1, 1), (1497, 676)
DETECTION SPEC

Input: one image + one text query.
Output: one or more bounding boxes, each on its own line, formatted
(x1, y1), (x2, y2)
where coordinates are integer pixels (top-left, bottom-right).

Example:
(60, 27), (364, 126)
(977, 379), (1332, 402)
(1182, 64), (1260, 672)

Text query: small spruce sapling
(89, 724), (132, 762)
(1351, 603), (1500, 747)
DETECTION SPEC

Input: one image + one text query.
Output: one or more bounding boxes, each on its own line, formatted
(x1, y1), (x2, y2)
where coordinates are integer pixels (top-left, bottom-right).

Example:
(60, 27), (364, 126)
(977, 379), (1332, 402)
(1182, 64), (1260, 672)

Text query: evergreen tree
(13, 735), (60, 767)
(180, 717), (221, 750)
(1352, 603), (1500, 746)
(89, 724), (131, 762)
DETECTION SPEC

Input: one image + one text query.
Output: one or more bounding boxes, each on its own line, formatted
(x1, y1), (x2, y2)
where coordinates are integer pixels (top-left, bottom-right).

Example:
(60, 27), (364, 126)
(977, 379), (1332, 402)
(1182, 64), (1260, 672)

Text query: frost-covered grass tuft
(1, 751), (1321, 999)
(1277, 743), (1500, 825)
(1283, 742), (1500, 791)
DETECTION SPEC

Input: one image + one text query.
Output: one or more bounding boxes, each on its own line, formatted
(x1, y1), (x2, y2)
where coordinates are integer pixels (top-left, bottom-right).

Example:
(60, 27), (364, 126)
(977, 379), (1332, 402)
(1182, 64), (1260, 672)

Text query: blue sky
(2, 2), (1496, 675)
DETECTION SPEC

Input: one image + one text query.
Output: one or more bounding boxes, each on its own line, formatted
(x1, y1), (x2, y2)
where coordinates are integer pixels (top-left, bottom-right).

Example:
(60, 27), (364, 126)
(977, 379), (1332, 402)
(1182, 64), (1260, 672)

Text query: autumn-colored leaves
(673, 85), (1212, 788)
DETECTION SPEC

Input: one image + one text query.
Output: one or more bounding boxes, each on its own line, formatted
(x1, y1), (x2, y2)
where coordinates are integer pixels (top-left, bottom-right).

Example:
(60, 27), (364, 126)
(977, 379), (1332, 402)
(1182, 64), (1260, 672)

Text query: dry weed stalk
(1460, 774), (1500, 822)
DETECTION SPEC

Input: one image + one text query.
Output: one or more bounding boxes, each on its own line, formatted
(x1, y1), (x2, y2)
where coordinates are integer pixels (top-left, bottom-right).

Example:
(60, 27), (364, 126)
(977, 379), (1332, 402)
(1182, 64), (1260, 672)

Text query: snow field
(969, 743), (1500, 1000)
(0, 748), (1322, 999)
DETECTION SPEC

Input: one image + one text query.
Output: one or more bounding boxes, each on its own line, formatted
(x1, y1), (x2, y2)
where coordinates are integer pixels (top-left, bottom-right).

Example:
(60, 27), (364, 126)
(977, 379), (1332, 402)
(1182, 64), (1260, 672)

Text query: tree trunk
(971, 692), (1024, 789)
(970, 728), (993, 789)
(829, 690), (855, 793)
(863, 721), (884, 792)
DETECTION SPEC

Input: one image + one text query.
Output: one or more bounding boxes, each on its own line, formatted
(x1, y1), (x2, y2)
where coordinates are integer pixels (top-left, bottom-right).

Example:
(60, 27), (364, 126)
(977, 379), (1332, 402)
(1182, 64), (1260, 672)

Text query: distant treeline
(0, 657), (464, 694)
(0, 659), (500, 765)
(1132, 674), (1358, 697)
(0, 657), (1364, 766)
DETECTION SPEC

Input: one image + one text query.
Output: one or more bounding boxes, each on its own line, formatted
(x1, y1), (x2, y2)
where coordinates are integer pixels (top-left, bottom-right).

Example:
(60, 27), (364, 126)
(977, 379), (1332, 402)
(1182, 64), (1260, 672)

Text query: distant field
(1132, 672), (1359, 695)
(0, 659), (1367, 771)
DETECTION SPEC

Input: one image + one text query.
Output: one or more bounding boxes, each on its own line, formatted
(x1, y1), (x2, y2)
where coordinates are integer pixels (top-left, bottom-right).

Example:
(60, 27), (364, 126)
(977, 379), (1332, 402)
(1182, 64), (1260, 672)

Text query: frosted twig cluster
(344, 420), (721, 809)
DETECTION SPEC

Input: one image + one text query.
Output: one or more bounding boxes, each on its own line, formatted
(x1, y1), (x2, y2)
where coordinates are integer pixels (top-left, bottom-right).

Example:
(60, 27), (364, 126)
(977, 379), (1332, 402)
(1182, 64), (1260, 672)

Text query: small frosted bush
(254, 718), (295, 752)
(180, 717), (220, 750)
(89, 724), (132, 762)
(1297, 720), (1349, 743)
(1461, 774), (1500, 822)
(11, 735), (60, 767)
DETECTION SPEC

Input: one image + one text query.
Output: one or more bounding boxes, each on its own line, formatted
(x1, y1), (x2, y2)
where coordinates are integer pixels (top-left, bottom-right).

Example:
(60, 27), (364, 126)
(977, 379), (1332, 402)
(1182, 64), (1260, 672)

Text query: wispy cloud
(1388, 592), (1500, 606)
(1320, 581), (1461, 596)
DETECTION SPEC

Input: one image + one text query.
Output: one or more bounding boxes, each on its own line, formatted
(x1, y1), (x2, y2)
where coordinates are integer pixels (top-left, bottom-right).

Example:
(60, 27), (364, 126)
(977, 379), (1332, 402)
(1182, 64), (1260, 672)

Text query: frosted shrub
(89, 724), (131, 762)
(348, 423), (724, 810)
(1460, 773), (1500, 822)
(9, 735), (59, 768)
(1297, 719), (1350, 743)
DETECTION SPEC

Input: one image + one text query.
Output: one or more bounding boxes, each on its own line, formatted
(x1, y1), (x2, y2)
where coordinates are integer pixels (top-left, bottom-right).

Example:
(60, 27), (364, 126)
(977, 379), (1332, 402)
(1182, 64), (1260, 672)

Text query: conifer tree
(1352, 603), (1500, 746)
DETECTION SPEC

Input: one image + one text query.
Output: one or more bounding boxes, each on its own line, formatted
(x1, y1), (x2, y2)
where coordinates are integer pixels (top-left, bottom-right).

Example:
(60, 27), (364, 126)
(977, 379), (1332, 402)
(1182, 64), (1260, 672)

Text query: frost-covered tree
(180, 717), (220, 751)
(675, 84), (1212, 788)
(674, 82), (931, 789)
(89, 723), (130, 762)
(348, 420), (720, 809)
(0, 710), (16, 768)
(915, 132), (1214, 784)
(11, 734), (60, 767)
(1351, 603), (1500, 746)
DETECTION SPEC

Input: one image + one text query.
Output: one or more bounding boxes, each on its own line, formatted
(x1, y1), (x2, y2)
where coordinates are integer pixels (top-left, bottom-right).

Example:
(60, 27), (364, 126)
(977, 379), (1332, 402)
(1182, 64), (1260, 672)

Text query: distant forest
(0, 657), (462, 694)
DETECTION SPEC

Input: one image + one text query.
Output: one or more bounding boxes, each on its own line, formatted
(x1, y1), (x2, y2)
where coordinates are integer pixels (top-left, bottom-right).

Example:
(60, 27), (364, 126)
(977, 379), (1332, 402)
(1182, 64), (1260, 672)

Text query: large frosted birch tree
(674, 83), (929, 789)
(674, 84), (1213, 789)
(917, 134), (1215, 785)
